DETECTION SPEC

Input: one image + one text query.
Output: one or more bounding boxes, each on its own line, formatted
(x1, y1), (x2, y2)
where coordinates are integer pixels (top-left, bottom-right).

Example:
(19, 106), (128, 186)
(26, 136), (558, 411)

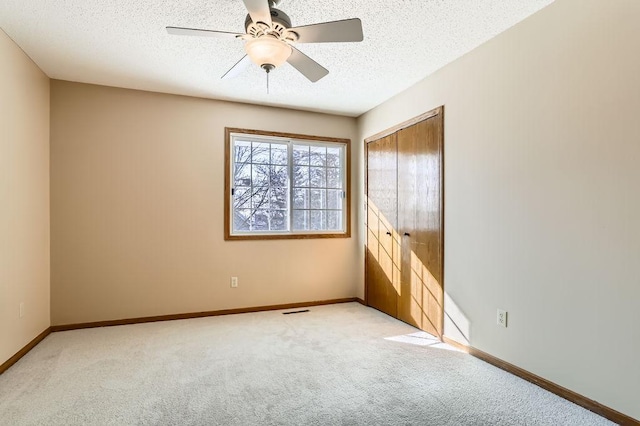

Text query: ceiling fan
(166, 0), (363, 83)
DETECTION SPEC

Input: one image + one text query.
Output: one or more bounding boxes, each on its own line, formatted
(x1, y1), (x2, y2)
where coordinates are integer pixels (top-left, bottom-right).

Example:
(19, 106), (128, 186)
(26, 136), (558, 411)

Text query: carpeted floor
(0, 303), (612, 425)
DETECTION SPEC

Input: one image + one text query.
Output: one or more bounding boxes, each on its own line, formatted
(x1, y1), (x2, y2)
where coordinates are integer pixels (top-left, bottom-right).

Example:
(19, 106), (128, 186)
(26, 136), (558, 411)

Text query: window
(224, 128), (351, 240)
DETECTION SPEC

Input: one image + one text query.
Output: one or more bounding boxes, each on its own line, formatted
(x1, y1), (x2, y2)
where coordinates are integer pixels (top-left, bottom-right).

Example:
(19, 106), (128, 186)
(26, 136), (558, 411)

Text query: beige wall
(0, 30), (50, 365)
(358, 0), (640, 419)
(50, 81), (361, 326)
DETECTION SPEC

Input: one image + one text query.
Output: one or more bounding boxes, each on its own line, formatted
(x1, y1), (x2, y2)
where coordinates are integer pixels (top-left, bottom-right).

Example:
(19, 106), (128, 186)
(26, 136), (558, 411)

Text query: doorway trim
(364, 107), (443, 144)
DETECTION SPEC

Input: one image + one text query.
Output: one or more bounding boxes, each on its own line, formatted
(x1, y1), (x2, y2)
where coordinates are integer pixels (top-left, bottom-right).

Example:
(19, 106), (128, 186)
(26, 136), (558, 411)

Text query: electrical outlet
(497, 309), (507, 328)
(19, 302), (24, 318)
(230, 277), (238, 288)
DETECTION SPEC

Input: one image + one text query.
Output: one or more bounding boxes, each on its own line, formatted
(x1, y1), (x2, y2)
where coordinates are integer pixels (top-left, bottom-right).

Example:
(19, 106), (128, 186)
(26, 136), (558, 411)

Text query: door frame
(364, 105), (445, 338)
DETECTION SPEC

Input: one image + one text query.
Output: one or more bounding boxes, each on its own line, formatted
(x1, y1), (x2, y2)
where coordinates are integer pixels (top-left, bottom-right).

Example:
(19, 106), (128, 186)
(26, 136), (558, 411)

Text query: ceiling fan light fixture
(244, 37), (292, 68)
(167, 1), (364, 83)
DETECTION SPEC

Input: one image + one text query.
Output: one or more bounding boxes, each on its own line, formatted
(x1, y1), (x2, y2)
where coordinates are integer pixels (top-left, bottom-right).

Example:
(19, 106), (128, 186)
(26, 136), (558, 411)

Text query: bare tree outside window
(233, 141), (290, 232)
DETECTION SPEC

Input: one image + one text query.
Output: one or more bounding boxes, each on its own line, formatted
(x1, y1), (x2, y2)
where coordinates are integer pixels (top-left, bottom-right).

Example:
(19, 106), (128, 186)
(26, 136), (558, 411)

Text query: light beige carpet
(0, 303), (612, 425)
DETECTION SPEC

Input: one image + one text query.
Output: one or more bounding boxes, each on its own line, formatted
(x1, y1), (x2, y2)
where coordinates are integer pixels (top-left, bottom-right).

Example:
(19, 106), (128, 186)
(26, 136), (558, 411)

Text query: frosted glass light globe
(244, 37), (292, 68)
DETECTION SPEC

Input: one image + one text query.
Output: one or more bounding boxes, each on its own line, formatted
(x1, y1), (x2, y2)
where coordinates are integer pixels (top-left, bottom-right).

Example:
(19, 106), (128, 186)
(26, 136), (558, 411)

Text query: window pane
(310, 189), (326, 209)
(234, 140), (252, 164)
(294, 166), (309, 187)
(271, 144), (288, 165)
(253, 210), (269, 231)
(270, 210), (288, 231)
(271, 187), (288, 209)
(293, 210), (308, 231)
(251, 187), (269, 210)
(270, 166), (288, 188)
(327, 190), (342, 209)
(293, 188), (309, 209)
(234, 209), (253, 231)
(234, 163), (252, 187)
(234, 187), (251, 209)
(327, 211), (342, 231)
(252, 142), (270, 164)
(327, 147), (341, 167)
(327, 167), (341, 189)
(310, 167), (326, 188)
(293, 145), (309, 165)
(310, 146), (326, 166)
(252, 164), (270, 186)
(310, 210), (325, 230)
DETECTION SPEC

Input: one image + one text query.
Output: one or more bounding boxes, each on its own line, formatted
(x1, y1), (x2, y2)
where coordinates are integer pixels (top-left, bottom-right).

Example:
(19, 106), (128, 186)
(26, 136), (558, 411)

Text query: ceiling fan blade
(166, 26), (242, 39)
(242, 0), (272, 27)
(289, 18), (363, 43)
(221, 55), (251, 79)
(287, 47), (329, 83)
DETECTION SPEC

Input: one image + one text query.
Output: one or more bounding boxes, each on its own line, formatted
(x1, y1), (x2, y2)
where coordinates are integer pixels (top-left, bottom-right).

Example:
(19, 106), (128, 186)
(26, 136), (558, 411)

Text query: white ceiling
(0, 0), (553, 117)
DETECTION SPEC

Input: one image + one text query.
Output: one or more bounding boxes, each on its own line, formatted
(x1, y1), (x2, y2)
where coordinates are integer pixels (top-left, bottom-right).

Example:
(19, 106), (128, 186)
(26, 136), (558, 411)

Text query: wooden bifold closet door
(365, 133), (399, 318)
(365, 108), (444, 337)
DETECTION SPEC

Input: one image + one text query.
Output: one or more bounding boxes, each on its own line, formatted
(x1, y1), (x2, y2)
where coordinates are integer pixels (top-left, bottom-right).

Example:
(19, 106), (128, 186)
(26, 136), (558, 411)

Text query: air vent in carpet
(282, 309), (310, 315)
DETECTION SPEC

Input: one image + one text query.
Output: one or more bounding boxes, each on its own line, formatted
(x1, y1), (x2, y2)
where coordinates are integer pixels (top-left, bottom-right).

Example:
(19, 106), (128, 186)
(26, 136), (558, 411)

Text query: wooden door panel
(396, 113), (444, 336)
(396, 125), (419, 328)
(366, 251), (398, 317)
(366, 134), (398, 317)
(367, 134), (397, 229)
(413, 115), (444, 336)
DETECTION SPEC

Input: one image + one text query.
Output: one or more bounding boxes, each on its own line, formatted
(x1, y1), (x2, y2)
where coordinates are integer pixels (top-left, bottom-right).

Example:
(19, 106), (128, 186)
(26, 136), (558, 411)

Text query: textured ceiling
(0, 0), (554, 116)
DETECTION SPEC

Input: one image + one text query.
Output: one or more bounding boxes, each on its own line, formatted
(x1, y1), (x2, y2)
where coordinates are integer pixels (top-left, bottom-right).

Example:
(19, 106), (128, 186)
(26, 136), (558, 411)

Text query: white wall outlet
(19, 302), (25, 318)
(497, 309), (507, 328)
(230, 277), (238, 288)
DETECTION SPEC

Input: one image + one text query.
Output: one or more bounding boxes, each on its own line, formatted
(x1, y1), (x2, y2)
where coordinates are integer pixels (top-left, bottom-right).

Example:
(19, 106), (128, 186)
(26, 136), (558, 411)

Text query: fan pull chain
(261, 64), (274, 95)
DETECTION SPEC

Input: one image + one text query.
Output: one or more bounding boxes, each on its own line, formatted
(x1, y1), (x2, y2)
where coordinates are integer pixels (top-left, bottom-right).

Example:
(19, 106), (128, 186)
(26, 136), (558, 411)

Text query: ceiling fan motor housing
(245, 9), (297, 42)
